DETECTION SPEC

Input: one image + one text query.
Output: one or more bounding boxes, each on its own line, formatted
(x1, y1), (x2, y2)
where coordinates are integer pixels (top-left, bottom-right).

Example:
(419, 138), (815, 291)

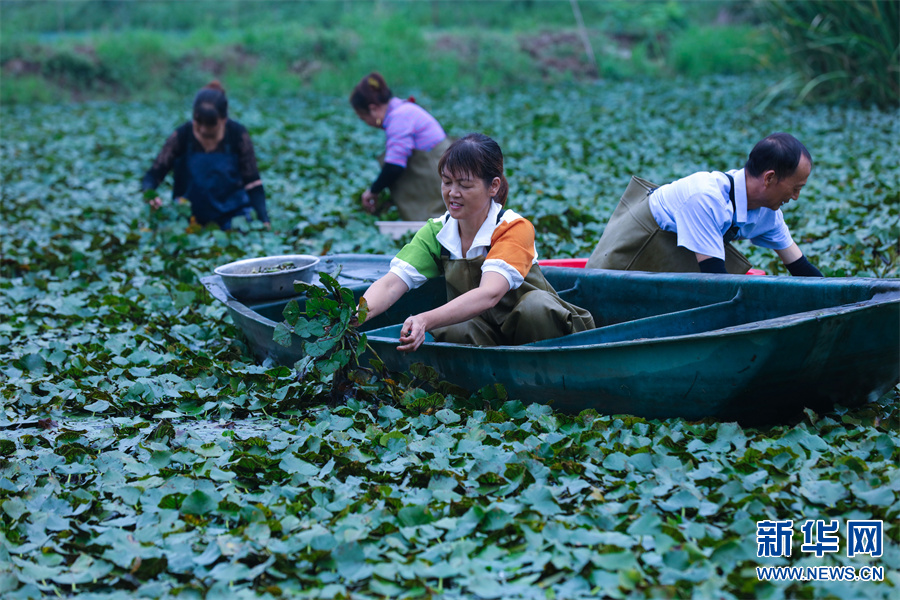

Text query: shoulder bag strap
(723, 173), (739, 243)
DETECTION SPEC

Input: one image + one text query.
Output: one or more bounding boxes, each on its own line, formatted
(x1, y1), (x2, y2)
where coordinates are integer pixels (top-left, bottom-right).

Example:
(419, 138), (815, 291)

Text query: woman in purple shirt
(350, 72), (452, 221)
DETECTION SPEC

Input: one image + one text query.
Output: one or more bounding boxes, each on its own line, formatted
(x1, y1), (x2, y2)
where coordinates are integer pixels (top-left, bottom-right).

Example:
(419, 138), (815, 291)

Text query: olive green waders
(585, 176), (752, 274)
(431, 256), (595, 346)
(378, 137), (453, 221)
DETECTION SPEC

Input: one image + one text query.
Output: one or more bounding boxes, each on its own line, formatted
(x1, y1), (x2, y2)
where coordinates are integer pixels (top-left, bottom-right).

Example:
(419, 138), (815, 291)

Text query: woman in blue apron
(358, 133), (594, 352)
(141, 81), (269, 230)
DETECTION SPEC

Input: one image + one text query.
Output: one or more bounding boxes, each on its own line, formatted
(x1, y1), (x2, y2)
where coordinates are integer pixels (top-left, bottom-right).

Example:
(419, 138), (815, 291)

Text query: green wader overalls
(585, 176), (752, 274)
(379, 137), (454, 221)
(431, 255), (595, 346)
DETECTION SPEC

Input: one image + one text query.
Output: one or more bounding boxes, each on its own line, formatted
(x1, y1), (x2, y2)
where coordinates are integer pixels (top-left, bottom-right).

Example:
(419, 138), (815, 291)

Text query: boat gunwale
(363, 292), (899, 353)
(201, 275), (286, 329)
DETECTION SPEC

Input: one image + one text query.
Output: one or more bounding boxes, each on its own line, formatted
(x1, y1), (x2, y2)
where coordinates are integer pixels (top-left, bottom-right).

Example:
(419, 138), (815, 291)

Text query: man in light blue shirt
(587, 133), (823, 276)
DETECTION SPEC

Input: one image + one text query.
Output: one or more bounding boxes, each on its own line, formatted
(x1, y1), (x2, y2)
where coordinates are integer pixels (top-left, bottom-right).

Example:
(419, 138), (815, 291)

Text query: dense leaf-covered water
(1, 76), (897, 598)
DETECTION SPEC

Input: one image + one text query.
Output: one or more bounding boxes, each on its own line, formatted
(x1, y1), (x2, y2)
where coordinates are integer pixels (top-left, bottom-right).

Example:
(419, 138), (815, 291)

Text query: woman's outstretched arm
(360, 272), (410, 323)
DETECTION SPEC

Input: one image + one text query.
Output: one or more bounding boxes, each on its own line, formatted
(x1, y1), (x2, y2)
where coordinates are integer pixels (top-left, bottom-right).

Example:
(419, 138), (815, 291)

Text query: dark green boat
(201, 254), (899, 422)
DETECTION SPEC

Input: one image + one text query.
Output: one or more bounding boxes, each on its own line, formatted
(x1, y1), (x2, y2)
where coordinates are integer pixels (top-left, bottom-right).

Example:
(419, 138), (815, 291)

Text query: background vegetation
(757, 0), (899, 108)
(4, 0), (894, 108)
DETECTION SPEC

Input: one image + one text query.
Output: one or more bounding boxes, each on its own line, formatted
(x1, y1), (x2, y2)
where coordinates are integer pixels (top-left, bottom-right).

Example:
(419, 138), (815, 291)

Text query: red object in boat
(538, 258), (588, 268)
(746, 268), (767, 276)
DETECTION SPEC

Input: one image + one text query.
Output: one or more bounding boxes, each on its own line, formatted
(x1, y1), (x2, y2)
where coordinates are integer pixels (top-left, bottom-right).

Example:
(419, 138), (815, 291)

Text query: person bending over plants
(358, 133), (595, 352)
(141, 81), (269, 230)
(351, 71), (451, 221)
(586, 132), (822, 276)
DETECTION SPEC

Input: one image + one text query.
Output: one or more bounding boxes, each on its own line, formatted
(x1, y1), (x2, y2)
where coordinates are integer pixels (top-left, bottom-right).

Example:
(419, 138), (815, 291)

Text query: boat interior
(243, 263), (900, 347)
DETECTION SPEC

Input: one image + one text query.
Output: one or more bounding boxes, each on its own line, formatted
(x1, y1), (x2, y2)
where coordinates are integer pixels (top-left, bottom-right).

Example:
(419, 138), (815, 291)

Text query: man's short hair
(745, 132), (813, 180)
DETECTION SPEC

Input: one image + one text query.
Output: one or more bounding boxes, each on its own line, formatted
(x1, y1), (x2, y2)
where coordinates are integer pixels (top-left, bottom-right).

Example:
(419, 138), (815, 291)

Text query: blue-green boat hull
(202, 254), (899, 421)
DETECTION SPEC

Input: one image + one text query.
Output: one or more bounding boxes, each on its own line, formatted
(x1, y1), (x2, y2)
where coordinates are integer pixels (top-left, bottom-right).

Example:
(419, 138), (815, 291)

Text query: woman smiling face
(440, 169), (501, 225)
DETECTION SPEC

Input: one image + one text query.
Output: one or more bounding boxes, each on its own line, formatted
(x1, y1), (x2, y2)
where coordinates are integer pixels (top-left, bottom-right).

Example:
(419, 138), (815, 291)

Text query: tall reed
(758, 0), (899, 108)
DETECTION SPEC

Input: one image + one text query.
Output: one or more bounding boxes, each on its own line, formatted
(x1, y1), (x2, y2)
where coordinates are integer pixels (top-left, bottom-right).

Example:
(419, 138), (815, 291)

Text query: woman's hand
(397, 272), (510, 352)
(398, 314), (428, 353)
(361, 189), (377, 214)
(148, 196), (163, 210)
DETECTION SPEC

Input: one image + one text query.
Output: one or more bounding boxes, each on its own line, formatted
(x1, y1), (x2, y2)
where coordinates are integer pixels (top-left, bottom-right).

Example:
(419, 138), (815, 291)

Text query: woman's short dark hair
(745, 132), (813, 180)
(349, 72), (393, 113)
(438, 133), (510, 206)
(193, 80), (228, 126)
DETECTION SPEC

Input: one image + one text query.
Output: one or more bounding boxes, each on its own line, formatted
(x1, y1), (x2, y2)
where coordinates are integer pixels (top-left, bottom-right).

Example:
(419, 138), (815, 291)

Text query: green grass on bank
(0, 0), (777, 105)
(757, 0), (899, 109)
(2, 1), (894, 108)
(1, 0), (737, 37)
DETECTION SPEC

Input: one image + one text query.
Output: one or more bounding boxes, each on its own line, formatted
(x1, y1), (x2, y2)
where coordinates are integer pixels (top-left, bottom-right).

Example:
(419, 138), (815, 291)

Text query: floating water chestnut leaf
(0, 80), (897, 599)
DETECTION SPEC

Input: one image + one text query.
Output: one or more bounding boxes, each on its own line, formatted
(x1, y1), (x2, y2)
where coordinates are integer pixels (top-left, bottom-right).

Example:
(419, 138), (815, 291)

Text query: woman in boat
(350, 72), (451, 221)
(358, 133), (595, 352)
(141, 81), (269, 230)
